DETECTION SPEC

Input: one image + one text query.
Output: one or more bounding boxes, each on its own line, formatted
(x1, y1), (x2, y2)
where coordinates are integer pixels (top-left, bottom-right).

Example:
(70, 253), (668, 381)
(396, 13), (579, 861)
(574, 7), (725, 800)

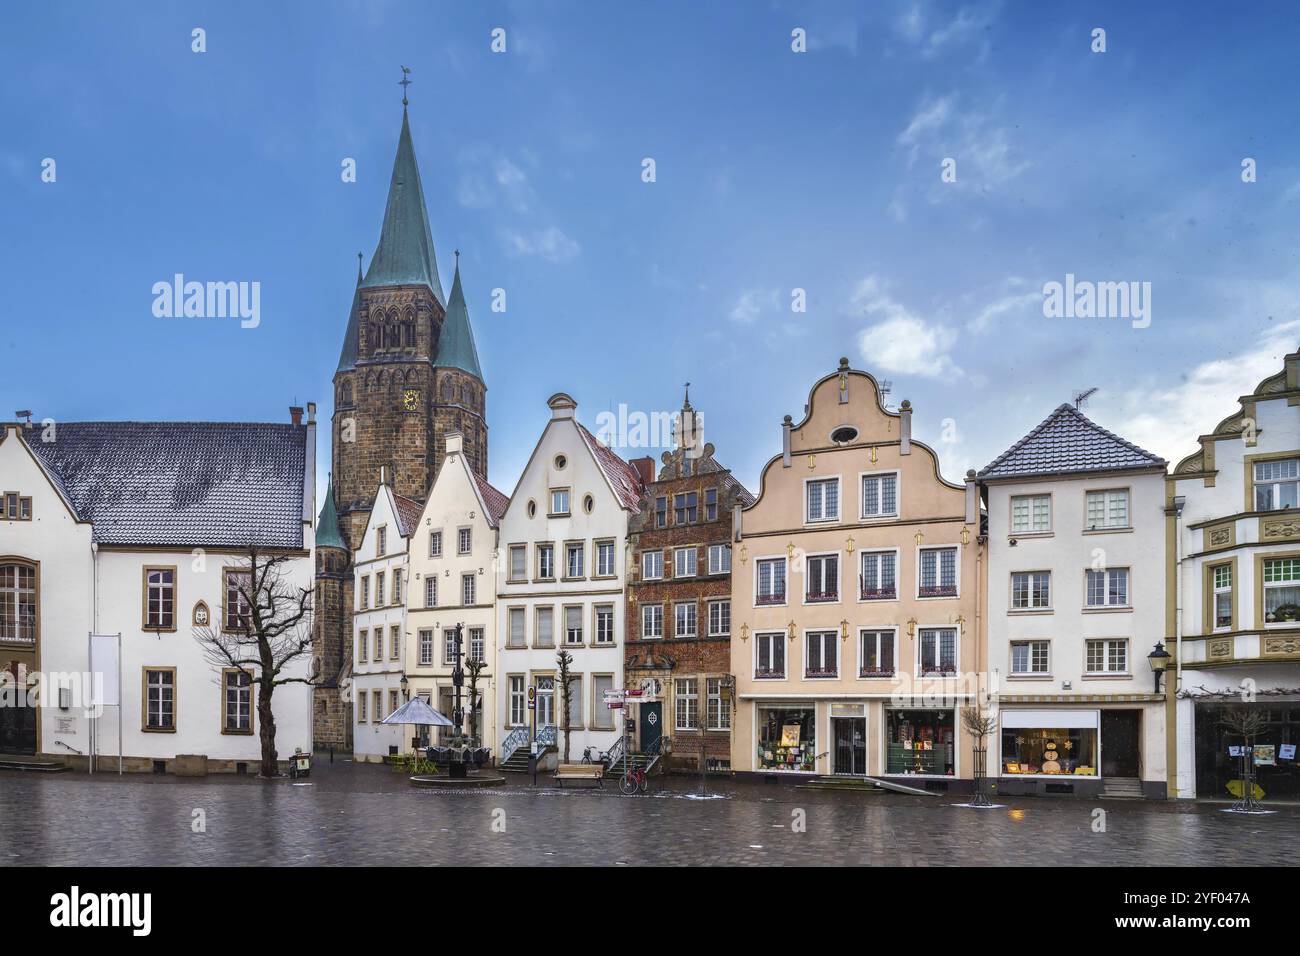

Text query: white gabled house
(0, 408), (316, 773)
(495, 394), (644, 770)
(350, 474), (420, 762)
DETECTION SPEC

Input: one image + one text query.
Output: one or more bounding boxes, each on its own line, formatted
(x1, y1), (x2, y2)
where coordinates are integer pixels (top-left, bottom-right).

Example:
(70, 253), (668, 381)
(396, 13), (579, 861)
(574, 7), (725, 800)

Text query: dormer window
(830, 426), (858, 444)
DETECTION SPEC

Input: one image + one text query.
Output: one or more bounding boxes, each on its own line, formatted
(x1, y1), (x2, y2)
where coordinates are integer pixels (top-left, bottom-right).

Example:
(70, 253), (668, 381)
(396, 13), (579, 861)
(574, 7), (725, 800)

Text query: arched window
(0, 561), (37, 644)
(340, 381), (353, 406)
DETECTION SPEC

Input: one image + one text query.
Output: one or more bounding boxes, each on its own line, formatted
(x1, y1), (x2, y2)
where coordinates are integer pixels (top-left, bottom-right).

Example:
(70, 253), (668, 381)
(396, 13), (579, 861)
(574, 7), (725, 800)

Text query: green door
(640, 702), (662, 751)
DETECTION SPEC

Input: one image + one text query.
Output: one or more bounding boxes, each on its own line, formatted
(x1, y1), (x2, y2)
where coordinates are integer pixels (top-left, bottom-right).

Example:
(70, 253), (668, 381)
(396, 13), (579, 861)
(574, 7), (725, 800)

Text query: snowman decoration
(1041, 739), (1062, 774)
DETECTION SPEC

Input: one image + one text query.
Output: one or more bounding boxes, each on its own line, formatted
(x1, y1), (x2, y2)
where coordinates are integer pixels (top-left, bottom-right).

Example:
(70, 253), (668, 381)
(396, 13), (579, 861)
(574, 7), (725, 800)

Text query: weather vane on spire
(399, 66), (412, 106)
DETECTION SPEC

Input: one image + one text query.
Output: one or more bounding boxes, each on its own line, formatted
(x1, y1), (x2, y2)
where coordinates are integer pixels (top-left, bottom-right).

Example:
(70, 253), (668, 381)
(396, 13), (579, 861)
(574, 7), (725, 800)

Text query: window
(566, 675), (583, 728)
(565, 542), (585, 578)
(390, 625), (400, 660)
(642, 550), (663, 580)
(918, 627), (958, 676)
(593, 605), (615, 644)
(550, 489), (570, 516)
(357, 692), (368, 722)
(886, 709), (955, 775)
(357, 629), (368, 663)
(757, 705), (815, 771)
(372, 628), (382, 661)
(861, 472), (898, 518)
(462, 573), (476, 606)
(674, 547), (697, 578)
(805, 554), (839, 602)
(509, 676), (526, 726)
(1254, 458), (1300, 511)
(0, 562), (37, 644)
(419, 629), (434, 665)
(1085, 568), (1130, 607)
(468, 627), (485, 663)
(144, 668), (175, 731)
(1085, 489), (1130, 530)
(428, 530), (442, 558)
(3, 494), (33, 521)
(805, 631), (838, 678)
(756, 557), (787, 605)
(674, 602), (697, 638)
(458, 527), (472, 554)
(596, 540), (616, 577)
(223, 669), (252, 733)
(392, 570), (402, 605)
(376, 527), (387, 557)
(424, 576), (437, 608)
(1011, 640), (1050, 675)
(359, 575), (369, 611)
(389, 690), (400, 717)
(755, 631), (785, 679)
(143, 567), (175, 629)
(224, 570), (252, 630)
(536, 607), (554, 647)
(375, 571), (385, 607)
(674, 492), (698, 524)
(918, 546), (958, 598)
(371, 691), (382, 723)
(1212, 564), (1233, 630)
(707, 677), (731, 730)
(641, 604), (663, 639)
(859, 550), (897, 600)
(1085, 638), (1128, 674)
(705, 488), (718, 522)
(675, 678), (699, 730)
(1011, 571), (1051, 610)
(508, 608), (526, 648)
(565, 606), (583, 645)
(1001, 724), (1097, 777)
(806, 477), (840, 522)
(654, 496), (667, 528)
(859, 629), (895, 677)
(707, 544), (731, 575)
(509, 544), (526, 581)
(536, 544), (555, 580)
(593, 675), (615, 729)
(1011, 494), (1051, 533)
(1263, 557), (1300, 625)
(443, 628), (459, 666)
(708, 599), (731, 637)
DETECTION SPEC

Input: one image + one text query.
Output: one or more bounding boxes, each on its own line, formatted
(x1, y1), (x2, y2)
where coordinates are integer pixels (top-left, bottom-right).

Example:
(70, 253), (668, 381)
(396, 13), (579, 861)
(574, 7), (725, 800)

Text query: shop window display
(886, 709), (955, 775)
(756, 706), (816, 772)
(1001, 727), (1097, 776)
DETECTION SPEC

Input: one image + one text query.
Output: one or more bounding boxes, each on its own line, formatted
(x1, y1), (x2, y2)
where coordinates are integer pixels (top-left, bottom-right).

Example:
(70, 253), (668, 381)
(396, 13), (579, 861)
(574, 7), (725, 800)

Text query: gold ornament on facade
(869, 446), (878, 464)
(787, 620), (797, 641)
(840, 619), (850, 640)
(807, 455), (816, 471)
(961, 527), (970, 545)
(738, 543), (748, 564)
(845, 535), (856, 555)
(739, 623), (750, 642)
(786, 542), (796, 562)
(906, 617), (917, 637)
(914, 531), (924, 546)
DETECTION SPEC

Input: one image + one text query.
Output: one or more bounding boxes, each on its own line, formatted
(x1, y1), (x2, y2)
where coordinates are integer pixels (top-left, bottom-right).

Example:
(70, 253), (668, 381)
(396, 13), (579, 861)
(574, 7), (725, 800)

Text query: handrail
(535, 724), (557, 747)
(500, 726), (530, 764)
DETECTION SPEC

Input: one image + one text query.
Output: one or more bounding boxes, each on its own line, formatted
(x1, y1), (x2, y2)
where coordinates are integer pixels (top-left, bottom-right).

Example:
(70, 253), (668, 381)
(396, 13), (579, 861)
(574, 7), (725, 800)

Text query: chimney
(964, 469), (978, 525)
(782, 415), (793, 468)
(630, 456), (655, 487)
(732, 503), (743, 542)
(446, 432), (464, 456)
(303, 402), (317, 525)
(899, 400), (912, 455)
(306, 401), (316, 424)
(289, 406), (304, 425)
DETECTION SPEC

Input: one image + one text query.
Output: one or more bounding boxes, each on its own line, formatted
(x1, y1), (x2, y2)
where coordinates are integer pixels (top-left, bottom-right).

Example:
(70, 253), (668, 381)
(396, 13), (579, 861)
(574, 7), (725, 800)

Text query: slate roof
(27, 422), (307, 548)
(361, 108), (445, 304)
(577, 423), (645, 510)
(438, 259), (483, 379)
(392, 491), (424, 538)
(473, 472), (510, 527)
(978, 404), (1166, 480)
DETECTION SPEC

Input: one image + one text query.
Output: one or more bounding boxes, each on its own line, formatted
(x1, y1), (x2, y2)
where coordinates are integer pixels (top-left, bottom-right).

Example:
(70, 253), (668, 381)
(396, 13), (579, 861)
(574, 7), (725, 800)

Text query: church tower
(314, 91), (487, 749)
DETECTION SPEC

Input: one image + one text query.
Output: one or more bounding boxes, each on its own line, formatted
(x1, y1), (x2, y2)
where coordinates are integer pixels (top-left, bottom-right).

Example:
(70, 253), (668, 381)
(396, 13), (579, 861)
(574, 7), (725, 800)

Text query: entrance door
(833, 717), (867, 775)
(640, 702), (662, 752)
(0, 664), (36, 755)
(536, 678), (555, 729)
(1101, 710), (1141, 777)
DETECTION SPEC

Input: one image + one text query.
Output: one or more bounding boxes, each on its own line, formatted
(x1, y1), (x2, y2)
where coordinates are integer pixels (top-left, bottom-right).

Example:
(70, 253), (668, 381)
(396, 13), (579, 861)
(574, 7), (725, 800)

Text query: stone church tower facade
(313, 104), (487, 750)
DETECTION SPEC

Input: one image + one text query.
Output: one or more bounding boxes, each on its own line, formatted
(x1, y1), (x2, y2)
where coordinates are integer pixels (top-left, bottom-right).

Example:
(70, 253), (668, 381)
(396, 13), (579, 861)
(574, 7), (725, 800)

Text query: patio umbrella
(381, 695), (454, 727)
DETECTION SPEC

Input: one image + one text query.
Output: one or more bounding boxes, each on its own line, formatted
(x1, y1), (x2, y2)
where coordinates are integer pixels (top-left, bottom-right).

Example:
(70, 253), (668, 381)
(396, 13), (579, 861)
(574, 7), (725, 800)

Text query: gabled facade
(978, 404), (1169, 799)
(0, 410), (315, 772)
(350, 477), (420, 762)
(624, 390), (753, 771)
(495, 394), (643, 768)
(1168, 348), (1300, 799)
(730, 358), (981, 789)
(406, 432), (508, 753)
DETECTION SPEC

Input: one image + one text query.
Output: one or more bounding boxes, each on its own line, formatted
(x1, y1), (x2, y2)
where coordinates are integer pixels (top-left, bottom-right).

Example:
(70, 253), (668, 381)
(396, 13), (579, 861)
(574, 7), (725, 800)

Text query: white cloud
(968, 288), (1041, 334)
(457, 152), (535, 213)
(728, 288), (779, 326)
(896, 92), (1029, 191)
(924, 3), (1001, 59)
(852, 276), (961, 378)
(501, 226), (580, 263)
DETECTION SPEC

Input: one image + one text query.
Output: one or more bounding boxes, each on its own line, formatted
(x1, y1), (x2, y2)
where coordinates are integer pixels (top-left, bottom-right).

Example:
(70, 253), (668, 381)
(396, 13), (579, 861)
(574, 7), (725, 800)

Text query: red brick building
(625, 393), (753, 771)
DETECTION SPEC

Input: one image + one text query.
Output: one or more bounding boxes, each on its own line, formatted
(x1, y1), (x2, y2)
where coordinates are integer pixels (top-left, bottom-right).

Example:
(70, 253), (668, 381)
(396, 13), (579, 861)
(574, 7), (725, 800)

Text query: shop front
(884, 707), (957, 778)
(1193, 700), (1300, 801)
(754, 703), (817, 774)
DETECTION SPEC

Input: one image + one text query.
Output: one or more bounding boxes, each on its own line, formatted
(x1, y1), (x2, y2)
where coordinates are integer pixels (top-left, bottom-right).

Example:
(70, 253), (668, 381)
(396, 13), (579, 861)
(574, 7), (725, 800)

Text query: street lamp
(399, 674), (409, 700)
(1147, 641), (1172, 693)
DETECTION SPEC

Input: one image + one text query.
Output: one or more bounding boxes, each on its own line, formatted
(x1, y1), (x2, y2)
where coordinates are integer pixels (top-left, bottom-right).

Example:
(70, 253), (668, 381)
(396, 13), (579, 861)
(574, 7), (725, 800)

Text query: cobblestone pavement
(3, 761), (1298, 866)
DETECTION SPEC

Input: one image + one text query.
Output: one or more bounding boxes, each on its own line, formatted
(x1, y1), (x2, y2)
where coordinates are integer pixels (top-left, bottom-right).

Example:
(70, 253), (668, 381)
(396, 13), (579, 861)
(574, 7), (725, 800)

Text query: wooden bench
(554, 763), (604, 788)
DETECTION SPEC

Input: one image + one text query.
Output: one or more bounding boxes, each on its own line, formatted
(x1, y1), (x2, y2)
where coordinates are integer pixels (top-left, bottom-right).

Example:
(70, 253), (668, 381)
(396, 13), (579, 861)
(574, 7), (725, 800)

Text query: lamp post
(450, 623), (467, 778)
(1147, 642), (1171, 694)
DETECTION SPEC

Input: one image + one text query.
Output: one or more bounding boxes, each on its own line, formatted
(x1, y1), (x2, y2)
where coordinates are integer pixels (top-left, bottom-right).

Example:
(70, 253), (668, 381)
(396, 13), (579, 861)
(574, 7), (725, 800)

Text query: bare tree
(465, 656), (486, 746)
(556, 650), (577, 763)
(193, 543), (314, 778)
(961, 706), (998, 807)
(1219, 708), (1269, 810)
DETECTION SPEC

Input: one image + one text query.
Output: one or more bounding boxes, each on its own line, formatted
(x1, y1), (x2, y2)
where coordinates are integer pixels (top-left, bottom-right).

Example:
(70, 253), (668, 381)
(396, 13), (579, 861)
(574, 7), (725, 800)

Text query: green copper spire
(316, 477), (347, 551)
(437, 252), (483, 380)
(361, 105), (445, 304)
(336, 255), (364, 373)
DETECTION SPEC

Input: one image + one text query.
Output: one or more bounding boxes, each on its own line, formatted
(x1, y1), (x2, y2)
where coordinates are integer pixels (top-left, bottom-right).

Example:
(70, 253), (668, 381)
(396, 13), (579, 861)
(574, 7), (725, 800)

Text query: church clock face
(402, 388), (420, 412)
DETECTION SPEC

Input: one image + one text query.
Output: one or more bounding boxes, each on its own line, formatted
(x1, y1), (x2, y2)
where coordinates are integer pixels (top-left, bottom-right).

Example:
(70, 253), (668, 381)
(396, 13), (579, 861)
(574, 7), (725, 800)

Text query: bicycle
(619, 764), (648, 795)
(580, 745), (610, 770)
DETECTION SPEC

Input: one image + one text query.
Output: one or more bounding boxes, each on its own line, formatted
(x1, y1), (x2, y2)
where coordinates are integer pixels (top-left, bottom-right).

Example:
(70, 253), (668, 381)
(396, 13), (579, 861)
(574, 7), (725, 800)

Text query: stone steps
(0, 755), (70, 773)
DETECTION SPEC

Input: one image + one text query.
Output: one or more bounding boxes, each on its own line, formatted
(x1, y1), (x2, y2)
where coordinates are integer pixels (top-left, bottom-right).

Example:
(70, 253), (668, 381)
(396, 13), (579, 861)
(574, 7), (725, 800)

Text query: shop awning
(1001, 709), (1098, 729)
(998, 693), (1163, 704)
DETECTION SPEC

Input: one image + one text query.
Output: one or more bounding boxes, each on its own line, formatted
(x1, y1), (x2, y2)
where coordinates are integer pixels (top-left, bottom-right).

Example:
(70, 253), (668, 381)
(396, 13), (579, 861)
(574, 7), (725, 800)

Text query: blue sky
(4, 0), (1300, 502)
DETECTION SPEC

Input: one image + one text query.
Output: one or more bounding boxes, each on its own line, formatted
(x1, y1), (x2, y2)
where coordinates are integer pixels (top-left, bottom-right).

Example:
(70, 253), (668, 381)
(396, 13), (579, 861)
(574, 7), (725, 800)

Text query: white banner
(89, 634), (121, 707)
